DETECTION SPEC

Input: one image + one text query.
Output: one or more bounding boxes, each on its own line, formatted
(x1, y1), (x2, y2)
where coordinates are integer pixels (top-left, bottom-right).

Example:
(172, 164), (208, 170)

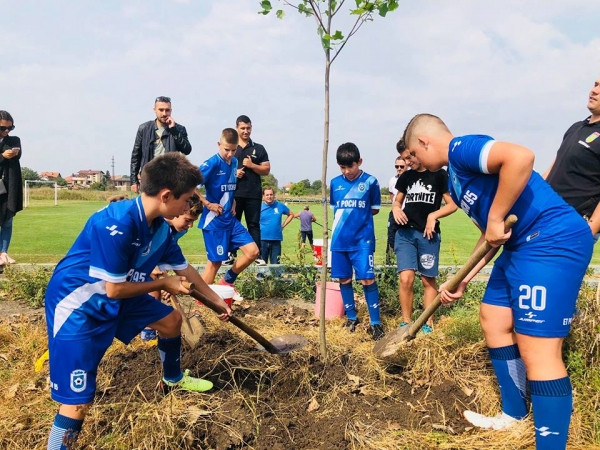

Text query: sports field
(10, 199), (600, 265)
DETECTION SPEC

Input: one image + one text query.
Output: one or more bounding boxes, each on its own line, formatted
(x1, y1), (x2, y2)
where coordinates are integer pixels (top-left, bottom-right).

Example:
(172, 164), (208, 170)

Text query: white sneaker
(254, 258), (267, 266)
(464, 411), (518, 430)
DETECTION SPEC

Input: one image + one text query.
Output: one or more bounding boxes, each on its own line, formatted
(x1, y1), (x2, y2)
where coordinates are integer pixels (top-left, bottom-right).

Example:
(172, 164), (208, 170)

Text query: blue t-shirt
(448, 135), (585, 248)
(260, 201), (290, 241)
(329, 171), (381, 252)
(198, 154), (238, 230)
(45, 197), (187, 339)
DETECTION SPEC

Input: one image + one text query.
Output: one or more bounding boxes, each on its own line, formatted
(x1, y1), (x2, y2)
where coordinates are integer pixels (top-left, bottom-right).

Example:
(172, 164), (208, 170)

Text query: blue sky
(2, 0), (599, 186)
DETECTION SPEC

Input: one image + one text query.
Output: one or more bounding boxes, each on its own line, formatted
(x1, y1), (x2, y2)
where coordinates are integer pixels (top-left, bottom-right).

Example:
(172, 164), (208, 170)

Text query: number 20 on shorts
(518, 285), (547, 311)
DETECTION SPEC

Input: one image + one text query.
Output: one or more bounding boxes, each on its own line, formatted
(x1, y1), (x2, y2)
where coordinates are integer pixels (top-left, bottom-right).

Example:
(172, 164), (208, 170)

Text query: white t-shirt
(388, 175), (399, 202)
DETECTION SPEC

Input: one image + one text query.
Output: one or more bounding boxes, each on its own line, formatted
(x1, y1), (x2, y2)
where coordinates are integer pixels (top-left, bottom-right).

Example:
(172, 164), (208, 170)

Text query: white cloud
(2, 0), (599, 187)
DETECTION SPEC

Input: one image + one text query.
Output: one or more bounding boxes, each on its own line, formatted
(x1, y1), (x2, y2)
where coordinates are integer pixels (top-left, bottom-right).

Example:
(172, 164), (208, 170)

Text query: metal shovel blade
(256, 334), (309, 354)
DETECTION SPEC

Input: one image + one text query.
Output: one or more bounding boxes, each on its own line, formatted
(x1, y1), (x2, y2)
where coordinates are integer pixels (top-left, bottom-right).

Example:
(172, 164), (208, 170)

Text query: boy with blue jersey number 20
(330, 143), (384, 341)
(44, 153), (232, 450)
(403, 114), (593, 450)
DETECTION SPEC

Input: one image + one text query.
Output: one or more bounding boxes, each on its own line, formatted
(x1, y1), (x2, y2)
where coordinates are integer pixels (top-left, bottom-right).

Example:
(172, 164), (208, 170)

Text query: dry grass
(0, 294), (599, 449)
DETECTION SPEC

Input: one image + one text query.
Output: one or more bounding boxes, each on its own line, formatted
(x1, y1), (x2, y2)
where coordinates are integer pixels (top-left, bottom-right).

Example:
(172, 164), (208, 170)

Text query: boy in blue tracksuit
(329, 142), (384, 340)
(44, 154), (232, 450)
(403, 114), (593, 450)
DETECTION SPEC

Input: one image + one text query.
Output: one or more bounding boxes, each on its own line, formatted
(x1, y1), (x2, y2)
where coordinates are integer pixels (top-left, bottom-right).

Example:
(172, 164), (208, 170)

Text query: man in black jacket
(130, 96), (192, 193)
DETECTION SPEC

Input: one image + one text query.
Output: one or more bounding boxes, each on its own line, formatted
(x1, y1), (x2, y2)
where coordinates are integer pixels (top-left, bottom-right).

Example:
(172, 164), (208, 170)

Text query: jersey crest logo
(585, 132), (600, 143)
(106, 225), (123, 236)
(274, 208), (279, 214)
(358, 183), (366, 192)
(70, 369), (87, 393)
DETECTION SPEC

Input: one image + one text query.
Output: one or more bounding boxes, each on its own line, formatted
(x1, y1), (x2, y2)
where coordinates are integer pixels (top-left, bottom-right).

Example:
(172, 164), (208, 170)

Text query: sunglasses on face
(0, 125), (15, 132)
(395, 165), (406, 169)
(155, 96), (171, 104)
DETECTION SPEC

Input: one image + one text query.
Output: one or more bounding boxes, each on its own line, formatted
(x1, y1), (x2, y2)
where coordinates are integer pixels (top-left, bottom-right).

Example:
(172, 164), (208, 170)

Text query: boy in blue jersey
(259, 187), (295, 263)
(198, 128), (259, 293)
(44, 153), (232, 450)
(403, 114), (593, 450)
(330, 143), (384, 340)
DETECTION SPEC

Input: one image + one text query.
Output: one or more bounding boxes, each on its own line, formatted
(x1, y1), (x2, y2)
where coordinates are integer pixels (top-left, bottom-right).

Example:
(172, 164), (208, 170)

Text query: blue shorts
(331, 248), (375, 280)
(394, 227), (441, 278)
(48, 294), (172, 404)
(483, 228), (593, 338)
(202, 221), (254, 262)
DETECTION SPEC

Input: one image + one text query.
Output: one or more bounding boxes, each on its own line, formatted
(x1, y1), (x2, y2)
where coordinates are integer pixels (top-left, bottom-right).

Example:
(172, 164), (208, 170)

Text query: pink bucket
(314, 281), (345, 319)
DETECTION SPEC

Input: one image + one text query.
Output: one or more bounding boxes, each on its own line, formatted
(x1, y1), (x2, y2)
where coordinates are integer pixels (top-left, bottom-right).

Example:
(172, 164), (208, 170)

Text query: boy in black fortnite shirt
(392, 139), (457, 333)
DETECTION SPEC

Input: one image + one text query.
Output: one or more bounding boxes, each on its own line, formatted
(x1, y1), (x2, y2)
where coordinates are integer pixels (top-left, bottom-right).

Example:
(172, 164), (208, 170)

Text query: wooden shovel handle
(407, 214), (518, 338)
(181, 281), (280, 354)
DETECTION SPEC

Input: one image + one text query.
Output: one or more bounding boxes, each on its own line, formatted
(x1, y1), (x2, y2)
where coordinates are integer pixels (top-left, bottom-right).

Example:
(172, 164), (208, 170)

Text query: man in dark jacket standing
(130, 96), (192, 193)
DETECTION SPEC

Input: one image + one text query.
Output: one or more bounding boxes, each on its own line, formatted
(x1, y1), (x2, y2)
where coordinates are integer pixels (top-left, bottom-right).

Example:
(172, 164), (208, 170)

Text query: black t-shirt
(234, 139), (269, 199)
(546, 117), (600, 217)
(395, 169), (448, 233)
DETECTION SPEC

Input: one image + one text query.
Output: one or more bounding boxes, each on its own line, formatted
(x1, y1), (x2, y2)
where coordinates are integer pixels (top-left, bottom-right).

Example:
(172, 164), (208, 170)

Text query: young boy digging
(44, 154), (232, 450)
(403, 114), (593, 450)
(330, 142), (384, 340)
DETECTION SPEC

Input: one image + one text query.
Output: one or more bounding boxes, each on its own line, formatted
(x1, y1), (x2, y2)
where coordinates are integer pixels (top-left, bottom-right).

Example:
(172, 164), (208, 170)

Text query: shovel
(182, 281), (308, 354)
(168, 293), (206, 349)
(374, 215), (517, 359)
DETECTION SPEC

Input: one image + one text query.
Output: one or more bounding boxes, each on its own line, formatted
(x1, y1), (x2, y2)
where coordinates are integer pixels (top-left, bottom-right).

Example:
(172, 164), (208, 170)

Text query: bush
(0, 266), (52, 308)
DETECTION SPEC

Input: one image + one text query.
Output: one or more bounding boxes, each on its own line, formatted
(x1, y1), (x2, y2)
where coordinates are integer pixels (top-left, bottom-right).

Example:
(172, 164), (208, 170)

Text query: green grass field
(9, 199), (600, 265)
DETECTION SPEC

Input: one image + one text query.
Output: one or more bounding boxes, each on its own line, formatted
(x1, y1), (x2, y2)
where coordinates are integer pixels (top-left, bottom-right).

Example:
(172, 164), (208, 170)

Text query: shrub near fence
(27, 187), (131, 202)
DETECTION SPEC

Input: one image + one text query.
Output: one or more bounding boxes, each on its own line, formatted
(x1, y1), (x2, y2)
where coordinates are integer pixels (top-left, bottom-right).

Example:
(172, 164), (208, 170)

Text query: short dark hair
(263, 186), (275, 195)
(236, 115), (251, 126)
(155, 96), (171, 104)
(221, 128), (239, 145)
(396, 138), (405, 154)
(336, 142), (361, 166)
(188, 193), (202, 217)
(0, 110), (14, 123)
(140, 153), (203, 198)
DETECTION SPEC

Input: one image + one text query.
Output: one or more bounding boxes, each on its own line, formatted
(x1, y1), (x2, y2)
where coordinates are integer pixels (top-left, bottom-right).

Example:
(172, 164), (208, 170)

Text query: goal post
(24, 180), (59, 208)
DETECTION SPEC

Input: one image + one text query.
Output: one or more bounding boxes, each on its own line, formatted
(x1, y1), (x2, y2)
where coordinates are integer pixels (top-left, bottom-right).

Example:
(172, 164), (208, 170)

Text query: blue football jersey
(260, 201), (290, 241)
(198, 154), (238, 230)
(447, 135), (582, 248)
(330, 171), (381, 251)
(45, 197), (187, 339)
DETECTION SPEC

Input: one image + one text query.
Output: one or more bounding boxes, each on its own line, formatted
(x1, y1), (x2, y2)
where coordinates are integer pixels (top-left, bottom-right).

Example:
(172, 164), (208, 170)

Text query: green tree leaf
(332, 30), (344, 40)
(276, 9), (285, 19)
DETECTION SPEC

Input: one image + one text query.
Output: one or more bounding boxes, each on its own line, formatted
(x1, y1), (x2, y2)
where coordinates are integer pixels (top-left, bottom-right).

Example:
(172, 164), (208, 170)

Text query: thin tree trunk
(318, 41), (331, 360)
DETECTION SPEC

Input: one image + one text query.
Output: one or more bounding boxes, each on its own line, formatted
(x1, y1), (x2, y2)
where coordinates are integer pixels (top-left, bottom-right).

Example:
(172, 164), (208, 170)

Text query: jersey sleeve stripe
(89, 267), (128, 283)
(158, 262), (188, 271)
(479, 140), (495, 174)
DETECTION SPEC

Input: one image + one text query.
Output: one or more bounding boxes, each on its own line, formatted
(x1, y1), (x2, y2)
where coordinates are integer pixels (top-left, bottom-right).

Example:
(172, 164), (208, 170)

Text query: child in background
(329, 142), (384, 341)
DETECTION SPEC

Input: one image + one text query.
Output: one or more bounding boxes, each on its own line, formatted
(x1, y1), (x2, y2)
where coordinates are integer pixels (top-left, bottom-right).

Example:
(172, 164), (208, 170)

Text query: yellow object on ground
(34, 350), (49, 373)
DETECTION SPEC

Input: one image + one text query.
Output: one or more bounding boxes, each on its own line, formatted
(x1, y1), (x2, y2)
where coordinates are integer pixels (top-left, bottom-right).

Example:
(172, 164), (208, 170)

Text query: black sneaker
(369, 324), (385, 341)
(222, 254), (235, 266)
(342, 318), (360, 332)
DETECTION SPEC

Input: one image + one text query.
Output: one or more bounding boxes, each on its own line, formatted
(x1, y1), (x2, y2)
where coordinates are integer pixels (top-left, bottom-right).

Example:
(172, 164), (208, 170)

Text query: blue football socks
(363, 282), (381, 325)
(339, 282), (357, 321)
(529, 377), (572, 450)
(223, 269), (238, 284)
(158, 335), (183, 382)
(488, 344), (528, 419)
(47, 413), (83, 450)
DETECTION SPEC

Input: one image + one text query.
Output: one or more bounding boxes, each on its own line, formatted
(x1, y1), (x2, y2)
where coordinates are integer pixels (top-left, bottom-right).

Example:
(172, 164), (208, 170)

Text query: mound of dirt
(93, 299), (473, 449)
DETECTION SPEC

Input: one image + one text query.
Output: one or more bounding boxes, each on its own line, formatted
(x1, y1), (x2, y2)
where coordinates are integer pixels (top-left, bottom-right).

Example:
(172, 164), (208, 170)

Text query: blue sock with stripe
(47, 413), (83, 450)
(158, 335), (183, 382)
(488, 344), (528, 419)
(363, 283), (381, 325)
(529, 377), (572, 450)
(339, 282), (357, 320)
(224, 269), (238, 284)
